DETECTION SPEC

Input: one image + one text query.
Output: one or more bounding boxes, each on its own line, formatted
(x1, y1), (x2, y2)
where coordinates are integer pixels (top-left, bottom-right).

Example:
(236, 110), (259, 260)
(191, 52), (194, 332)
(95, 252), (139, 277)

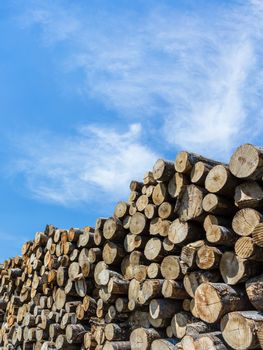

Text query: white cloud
(11, 124), (158, 205)
(11, 1), (263, 204)
(19, 1), (263, 160)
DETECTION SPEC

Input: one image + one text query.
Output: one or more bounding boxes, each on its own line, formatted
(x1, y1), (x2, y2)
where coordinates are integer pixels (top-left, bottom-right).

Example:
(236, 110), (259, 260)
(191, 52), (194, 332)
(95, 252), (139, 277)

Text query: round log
(103, 218), (125, 241)
(195, 282), (249, 323)
(102, 241), (125, 265)
(114, 201), (129, 219)
(252, 222), (263, 247)
(153, 159), (175, 182)
(104, 323), (130, 341)
(149, 299), (181, 320)
(235, 181), (263, 208)
(171, 311), (196, 338)
(205, 165), (237, 196)
(202, 193), (234, 216)
(160, 256), (182, 280)
(130, 212), (148, 235)
(245, 274), (263, 311)
(183, 270), (220, 298)
(195, 333), (227, 350)
(168, 172), (189, 199)
(161, 279), (188, 299)
(144, 238), (166, 262)
(144, 204), (158, 220)
(232, 208), (263, 236)
(206, 225), (237, 246)
(235, 237), (263, 260)
(136, 195), (149, 212)
(203, 214), (231, 232)
(221, 311), (263, 350)
(175, 151), (221, 174)
(168, 219), (201, 246)
(190, 161), (212, 186)
(158, 202), (175, 220)
(151, 338), (178, 350)
(147, 263), (162, 279)
(130, 327), (161, 350)
(220, 251), (261, 285)
(196, 245), (222, 270)
(177, 185), (205, 222)
(152, 183), (168, 206)
(229, 143), (263, 179)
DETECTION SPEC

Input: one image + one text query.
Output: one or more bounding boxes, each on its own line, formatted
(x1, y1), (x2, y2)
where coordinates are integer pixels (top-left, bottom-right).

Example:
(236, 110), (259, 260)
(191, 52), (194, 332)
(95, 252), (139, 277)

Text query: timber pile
(0, 143), (263, 350)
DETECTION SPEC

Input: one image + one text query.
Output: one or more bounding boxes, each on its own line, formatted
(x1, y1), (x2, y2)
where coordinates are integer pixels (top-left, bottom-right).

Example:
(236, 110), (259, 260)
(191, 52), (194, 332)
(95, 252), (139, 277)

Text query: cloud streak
(11, 124), (158, 205)
(20, 1), (263, 157)
(11, 0), (263, 204)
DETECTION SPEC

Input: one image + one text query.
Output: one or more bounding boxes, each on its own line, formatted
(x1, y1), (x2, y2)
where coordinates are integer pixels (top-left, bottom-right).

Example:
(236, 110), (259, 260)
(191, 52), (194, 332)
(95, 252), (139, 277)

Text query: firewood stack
(1, 143), (263, 350)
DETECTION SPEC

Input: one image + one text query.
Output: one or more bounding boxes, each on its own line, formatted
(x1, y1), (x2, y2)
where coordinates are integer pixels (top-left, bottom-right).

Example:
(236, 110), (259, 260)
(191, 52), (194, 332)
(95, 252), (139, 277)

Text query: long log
(221, 311), (263, 350)
(130, 327), (162, 350)
(229, 143), (263, 180)
(195, 282), (249, 323)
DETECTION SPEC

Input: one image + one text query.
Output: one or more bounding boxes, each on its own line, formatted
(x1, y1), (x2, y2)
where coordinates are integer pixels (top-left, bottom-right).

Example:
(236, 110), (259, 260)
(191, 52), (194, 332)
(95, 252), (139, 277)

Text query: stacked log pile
(0, 143), (263, 349)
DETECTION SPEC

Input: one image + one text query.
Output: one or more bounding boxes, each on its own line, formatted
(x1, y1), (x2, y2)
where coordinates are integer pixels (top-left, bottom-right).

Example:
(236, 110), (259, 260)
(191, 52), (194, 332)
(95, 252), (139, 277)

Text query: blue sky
(0, 0), (263, 260)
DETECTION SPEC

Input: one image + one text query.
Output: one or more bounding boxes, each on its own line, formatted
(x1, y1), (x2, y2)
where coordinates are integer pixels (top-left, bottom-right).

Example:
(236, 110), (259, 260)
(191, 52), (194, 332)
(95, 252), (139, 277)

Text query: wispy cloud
(10, 0), (263, 204)
(19, 0), (263, 159)
(10, 124), (158, 205)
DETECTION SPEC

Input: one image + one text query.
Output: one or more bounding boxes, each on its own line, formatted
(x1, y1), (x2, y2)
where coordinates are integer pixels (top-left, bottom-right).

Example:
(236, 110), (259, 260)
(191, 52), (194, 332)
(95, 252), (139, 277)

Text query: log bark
(103, 218), (126, 241)
(180, 241), (204, 268)
(183, 270), (220, 298)
(203, 214), (231, 232)
(114, 201), (129, 219)
(161, 280), (188, 299)
(190, 161), (212, 186)
(175, 151), (221, 174)
(195, 282), (250, 323)
(206, 225), (237, 247)
(194, 333), (227, 350)
(151, 338), (178, 350)
(232, 208), (263, 236)
(176, 185), (205, 222)
(235, 237), (263, 260)
(130, 327), (162, 350)
(170, 311), (196, 338)
(168, 172), (189, 200)
(245, 274), (263, 311)
(152, 184), (169, 206)
(149, 299), (182, 320)
(152, 159), (175, 182)
(229, 143), (263, 180)
(205, 165), (238, 197)
(235, 181), (263, 208)
(202, 193), (234, 216)
(196, 245), (222, 270)
(220, 251), (261, 285)
(221, 311), (263, 350)
(144, 238), (166, 262)
(168, 219), (201, 246)
(252, 222), (263, 247)
(103, 341), (131, 350)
